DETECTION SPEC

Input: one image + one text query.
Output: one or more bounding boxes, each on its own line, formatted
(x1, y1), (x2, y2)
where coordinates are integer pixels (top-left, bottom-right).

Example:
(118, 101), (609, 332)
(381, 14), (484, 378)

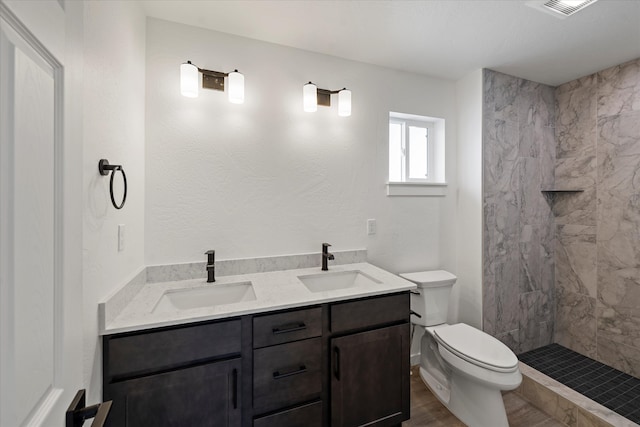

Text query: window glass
(408, 126), (427, 180)
(389, 122), (404, 182)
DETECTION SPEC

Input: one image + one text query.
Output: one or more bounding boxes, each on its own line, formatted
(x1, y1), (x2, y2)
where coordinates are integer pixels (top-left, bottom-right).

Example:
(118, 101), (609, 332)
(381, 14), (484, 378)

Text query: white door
(0, 1), (83, 426)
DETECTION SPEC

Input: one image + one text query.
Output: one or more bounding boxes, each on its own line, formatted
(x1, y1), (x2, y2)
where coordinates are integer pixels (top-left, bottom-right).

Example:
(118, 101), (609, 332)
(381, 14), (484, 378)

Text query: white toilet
(400, 270), (522, 427)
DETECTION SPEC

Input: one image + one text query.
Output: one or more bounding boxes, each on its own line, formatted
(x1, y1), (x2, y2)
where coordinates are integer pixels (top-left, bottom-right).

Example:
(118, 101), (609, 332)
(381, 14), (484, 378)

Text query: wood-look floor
(402, 366), (564, 427)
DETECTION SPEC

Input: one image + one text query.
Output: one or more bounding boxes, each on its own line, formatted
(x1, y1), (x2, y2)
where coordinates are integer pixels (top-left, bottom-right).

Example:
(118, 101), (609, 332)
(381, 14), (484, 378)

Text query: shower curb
(516, 362), (640, 427)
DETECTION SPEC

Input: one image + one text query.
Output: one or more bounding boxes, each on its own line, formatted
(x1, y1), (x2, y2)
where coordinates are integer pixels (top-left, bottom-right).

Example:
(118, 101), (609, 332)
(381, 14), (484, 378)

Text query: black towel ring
(98, 159), (127, 210)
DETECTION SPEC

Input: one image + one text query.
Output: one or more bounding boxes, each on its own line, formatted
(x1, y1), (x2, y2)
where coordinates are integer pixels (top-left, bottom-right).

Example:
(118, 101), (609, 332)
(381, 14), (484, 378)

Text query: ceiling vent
(527, 0), (598, 19)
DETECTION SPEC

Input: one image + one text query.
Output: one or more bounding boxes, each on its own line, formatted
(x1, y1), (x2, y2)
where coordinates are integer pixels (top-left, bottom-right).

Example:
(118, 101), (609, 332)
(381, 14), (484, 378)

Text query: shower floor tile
(519, 343), (640, 425)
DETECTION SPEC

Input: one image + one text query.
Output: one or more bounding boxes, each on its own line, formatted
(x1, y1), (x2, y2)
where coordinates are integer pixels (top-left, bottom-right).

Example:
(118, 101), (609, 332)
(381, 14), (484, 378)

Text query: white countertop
(101, 262), (416, 335)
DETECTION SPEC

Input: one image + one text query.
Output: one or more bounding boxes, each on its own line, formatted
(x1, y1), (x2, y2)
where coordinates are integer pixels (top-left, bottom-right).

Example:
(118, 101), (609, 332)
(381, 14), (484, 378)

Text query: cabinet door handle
(232, 368), (238, 410)
(272, 365), (307, 379)
(334, 347), (340, 381)
(272, 322), (306, 335)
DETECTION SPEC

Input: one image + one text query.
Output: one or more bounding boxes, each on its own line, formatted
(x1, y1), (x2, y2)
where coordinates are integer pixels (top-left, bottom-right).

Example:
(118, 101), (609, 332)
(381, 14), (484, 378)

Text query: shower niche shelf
(541, 189), (584, 204)
(540, 189), (584, 194)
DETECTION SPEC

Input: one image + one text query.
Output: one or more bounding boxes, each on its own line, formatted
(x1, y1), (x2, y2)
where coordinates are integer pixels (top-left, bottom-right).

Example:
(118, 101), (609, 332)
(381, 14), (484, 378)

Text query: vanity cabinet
(106, 359), (241, 426)
(103, 319), (243, 427)
(330, 294), (410, 427)
(103, 292), (409, 427)
(330, 325), (409, 427)
(252, 306), (323, 425)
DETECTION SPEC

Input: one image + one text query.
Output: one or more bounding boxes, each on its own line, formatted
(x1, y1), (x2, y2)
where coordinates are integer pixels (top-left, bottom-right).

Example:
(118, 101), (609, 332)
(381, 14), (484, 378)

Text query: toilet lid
(433, 323), (518, 371)
(399, 270), (457, 288)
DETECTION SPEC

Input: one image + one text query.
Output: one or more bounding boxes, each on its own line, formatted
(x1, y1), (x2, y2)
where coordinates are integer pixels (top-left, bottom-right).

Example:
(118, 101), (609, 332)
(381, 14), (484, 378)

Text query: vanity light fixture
(180, 60), (245, 104)
(303, 82), (352, 117)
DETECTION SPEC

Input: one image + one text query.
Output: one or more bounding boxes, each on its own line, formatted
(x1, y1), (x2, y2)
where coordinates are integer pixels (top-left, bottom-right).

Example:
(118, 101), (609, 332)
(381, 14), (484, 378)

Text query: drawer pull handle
(273, 365), (307, 379)
(272, 322), (306, 335)
(232, 368), (238, 409)
(334, 347), (340, 381)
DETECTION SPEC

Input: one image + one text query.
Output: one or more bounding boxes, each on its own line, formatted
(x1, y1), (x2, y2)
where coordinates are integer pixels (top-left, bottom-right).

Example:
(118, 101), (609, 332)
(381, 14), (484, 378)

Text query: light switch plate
(367, 219), (377, 235)
(118, 224), (125, 251)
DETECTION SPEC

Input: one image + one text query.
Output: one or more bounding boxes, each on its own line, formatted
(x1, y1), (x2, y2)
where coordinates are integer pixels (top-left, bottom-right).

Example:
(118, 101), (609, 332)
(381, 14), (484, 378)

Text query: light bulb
(180, 61), (199, 98)
(338, 89), (351, 117)
(303, 82), (317, 112)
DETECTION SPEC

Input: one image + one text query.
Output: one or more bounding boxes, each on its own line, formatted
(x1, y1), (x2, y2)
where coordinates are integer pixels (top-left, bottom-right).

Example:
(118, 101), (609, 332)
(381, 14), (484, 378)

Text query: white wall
(452, 69), (483, 328)
(82, 0), (146, 403)
(145, 18), (458, 276)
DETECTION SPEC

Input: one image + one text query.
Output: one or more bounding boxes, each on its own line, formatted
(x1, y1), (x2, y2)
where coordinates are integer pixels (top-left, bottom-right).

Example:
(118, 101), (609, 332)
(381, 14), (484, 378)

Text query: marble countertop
(101, 262), (416, 335)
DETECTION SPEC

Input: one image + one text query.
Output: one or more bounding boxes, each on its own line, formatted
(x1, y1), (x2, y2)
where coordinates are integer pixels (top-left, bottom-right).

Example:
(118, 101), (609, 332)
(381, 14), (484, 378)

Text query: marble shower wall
(555, 58), (640, 377)
(482, 69), (556, 354)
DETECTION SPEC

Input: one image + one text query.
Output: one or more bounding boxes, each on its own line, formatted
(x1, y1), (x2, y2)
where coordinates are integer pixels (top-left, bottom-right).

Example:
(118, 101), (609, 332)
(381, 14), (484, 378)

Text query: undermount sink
(298, 270), (382, 293)
(153, 281), (256, 313)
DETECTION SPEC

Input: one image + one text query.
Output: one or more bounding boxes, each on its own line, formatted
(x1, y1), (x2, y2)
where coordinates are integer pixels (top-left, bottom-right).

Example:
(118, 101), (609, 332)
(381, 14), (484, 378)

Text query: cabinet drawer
(106, 319), (241, 380)
(253, 401), (322, 427)
(253, 307), (321, 348)
(331, 293), (409, 333)
(253, 338), (322, 414)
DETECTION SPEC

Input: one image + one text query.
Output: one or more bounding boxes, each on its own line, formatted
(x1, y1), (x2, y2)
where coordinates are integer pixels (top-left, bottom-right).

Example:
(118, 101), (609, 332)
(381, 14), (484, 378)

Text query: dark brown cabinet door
(330, 324), (410, 427)
(105, 359), (241, 427)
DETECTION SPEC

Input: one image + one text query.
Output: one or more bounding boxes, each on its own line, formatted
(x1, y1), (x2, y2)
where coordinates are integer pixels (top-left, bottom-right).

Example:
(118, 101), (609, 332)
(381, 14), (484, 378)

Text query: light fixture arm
(316, 87), (348, 107)
(198, 68), (229, 78)
(317, 88), (343, 95)
(199, 67), (230, 92)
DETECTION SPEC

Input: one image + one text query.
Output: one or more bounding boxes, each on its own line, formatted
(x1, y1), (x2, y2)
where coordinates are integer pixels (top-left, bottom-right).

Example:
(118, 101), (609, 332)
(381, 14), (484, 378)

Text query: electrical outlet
(367, 219), (377, 235)
(118, 224), (125, 251)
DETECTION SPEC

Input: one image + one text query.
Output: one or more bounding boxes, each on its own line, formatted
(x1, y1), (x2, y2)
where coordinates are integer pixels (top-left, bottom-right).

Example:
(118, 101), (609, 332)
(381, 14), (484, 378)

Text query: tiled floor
(519, 343), (640, 424)
(402, 366), (564, 426)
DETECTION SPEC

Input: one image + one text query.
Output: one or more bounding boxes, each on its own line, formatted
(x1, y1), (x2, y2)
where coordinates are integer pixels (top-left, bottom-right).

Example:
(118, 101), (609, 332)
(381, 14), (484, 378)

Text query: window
(388, 112), (446, 196)
(389, 119), (434, 182)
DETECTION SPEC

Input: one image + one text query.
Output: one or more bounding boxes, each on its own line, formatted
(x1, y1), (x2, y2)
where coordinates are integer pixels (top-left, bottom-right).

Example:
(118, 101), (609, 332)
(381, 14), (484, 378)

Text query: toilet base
(420, 366), (510, 427)
(419, 366), (450, 404)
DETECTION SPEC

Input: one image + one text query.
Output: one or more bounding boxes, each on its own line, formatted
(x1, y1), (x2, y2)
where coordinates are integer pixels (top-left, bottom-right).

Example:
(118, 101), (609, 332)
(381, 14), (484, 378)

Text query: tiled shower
(482, 58), (640, 378)
(482, 68), (556, 354)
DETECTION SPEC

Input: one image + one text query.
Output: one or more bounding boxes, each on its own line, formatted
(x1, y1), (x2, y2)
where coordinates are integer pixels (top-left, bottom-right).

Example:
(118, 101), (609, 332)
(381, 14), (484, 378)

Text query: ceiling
(141, 0), (640, 86)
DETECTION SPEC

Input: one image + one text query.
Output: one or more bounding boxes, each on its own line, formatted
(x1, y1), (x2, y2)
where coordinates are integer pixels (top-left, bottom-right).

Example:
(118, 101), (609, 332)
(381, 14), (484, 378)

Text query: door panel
(0, 1), (83, 425)
(13, 38), (56, 427)
(105, 360), (242, 427)
(331, 324), (410, 427)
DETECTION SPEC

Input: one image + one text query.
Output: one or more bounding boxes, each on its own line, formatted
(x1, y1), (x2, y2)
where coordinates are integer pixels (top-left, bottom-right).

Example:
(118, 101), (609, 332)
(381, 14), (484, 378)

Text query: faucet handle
(322, 243), (332, 248)
(205, 250), (215, 265)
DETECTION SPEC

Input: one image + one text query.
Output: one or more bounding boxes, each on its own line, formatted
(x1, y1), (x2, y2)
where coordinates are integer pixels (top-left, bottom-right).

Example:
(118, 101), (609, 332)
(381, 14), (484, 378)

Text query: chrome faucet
(205, 250), (215, 282)
(322, 243), (334, 271)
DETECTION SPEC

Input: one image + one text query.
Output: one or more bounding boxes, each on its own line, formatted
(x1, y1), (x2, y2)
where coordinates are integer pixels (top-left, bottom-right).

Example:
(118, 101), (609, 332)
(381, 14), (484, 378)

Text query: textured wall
(144, 18), (459, 276)
(454, 70), (483, 329)
(555, 58), (640, 377)
(482, 69), (556, 354)
(82, 1), (147, 402)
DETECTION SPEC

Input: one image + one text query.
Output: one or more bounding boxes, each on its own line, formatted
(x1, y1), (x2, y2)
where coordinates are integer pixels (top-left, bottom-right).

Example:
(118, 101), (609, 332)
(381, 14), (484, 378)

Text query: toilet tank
(400, 270), (457, 327)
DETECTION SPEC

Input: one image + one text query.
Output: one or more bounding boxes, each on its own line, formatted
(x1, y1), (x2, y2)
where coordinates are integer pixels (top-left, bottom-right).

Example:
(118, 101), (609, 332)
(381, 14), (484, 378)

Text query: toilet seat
(430, 323), (518, 373)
